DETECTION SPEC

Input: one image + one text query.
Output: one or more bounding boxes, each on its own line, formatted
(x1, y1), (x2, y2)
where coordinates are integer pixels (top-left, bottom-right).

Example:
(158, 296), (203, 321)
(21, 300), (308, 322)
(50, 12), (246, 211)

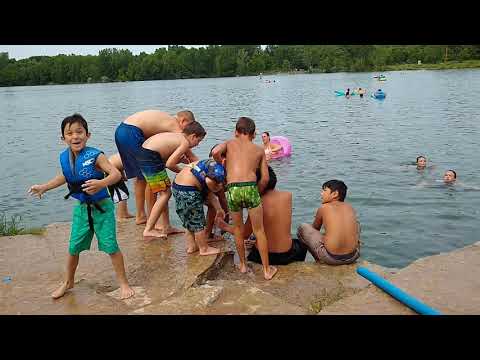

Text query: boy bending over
(172, 159), (226, 255)
(212, 117), (277, 280)
(137, 121), (206, 241)
(28, 114), (134, 300)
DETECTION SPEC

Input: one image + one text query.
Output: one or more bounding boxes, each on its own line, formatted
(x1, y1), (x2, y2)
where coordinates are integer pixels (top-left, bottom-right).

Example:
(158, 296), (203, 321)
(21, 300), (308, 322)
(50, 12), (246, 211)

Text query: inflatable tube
(373, 90), (386, 99)
(335, 90), (356, 96)
(270, 136), (292, 159)
(357, 267), (442, 315)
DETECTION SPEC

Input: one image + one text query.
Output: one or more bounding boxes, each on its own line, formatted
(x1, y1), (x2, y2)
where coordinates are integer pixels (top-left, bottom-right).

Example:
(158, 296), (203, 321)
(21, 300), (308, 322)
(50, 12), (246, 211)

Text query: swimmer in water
(415, 169), (479, 190)
(261, 132), (283, 162)
(416, 155), (427, 170)
(443, 169), (457, 184)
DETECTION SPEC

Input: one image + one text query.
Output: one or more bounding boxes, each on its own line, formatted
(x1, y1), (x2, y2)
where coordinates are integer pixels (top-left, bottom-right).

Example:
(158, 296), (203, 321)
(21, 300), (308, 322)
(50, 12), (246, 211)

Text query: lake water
(1, 70), (480, 268)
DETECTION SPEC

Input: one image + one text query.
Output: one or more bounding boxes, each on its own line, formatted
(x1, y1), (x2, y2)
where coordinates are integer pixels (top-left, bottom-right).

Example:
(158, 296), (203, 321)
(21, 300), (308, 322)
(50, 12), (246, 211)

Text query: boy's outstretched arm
(312, 207), (323, 231)
(82, 154), (121, 195)
(257, 152), (270, 194)
(28, 174), (66, 199)
(207, 192), (225, 222)
(211, 142), (227, 163)
(166, 141), (190, 173)
(184, 149), (199, 162)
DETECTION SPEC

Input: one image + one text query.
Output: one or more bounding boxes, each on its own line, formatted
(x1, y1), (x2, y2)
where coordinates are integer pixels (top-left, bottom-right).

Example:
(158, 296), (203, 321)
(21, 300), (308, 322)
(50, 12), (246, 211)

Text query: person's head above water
(321, 179), (347, 203)
(261, 132), (271, 145)
(416, 155), (427, 168)
(256, 165), (277, 195)
(235, 116), (256, 139)
(443, 170), (457, 184)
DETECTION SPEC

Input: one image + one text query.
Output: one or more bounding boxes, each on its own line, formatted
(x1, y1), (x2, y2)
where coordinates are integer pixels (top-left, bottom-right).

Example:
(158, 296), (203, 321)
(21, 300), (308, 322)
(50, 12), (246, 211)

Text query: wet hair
(447, 169), (457, 178)
(256, 165), (277, 194)
(262, 131), (270, 137)
(235, 117), (256, 135)
(177, 110), (195, 123)
(61, 113), (88, 137)
(209, 143), (225, 158)
(416, 156), (426, 163)
(183, 121), (206, 138)
(322, 179), (347, 202)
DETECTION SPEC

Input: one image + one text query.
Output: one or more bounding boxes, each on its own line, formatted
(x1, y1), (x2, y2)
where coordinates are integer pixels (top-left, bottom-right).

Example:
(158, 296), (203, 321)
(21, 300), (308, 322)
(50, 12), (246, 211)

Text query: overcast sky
(0, 45), (205, 60)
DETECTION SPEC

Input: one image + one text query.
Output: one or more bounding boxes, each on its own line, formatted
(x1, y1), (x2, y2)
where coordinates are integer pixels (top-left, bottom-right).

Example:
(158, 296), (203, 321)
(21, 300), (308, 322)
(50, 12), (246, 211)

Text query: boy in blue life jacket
(172, 159), (226, 255)
(28, 114), (134, 300)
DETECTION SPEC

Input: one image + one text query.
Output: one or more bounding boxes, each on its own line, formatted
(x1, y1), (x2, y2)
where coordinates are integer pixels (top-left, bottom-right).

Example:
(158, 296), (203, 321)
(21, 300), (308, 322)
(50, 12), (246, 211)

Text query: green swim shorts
(226, 182), (261, 213)
(69, 198), (119, 256)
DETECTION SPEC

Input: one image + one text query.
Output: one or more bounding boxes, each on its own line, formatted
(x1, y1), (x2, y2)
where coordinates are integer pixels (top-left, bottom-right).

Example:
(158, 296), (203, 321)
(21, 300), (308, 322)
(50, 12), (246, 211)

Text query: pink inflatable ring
(270, 136), (292, 159)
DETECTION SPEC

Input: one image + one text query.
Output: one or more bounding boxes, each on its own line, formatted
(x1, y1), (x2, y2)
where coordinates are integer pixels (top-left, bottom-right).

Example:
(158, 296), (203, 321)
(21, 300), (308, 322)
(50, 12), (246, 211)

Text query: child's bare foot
(136, 215), (147, 225)
(118, 213), (135, 219)
(51, 281), (74, 299)
(264, 266), (278, 281)
(143, 229), (167, 242)
(119, 284), (135, 300)
(238, 263), (248, 274)
(199, 246), (221, 256)
(187, 244), (199, 254)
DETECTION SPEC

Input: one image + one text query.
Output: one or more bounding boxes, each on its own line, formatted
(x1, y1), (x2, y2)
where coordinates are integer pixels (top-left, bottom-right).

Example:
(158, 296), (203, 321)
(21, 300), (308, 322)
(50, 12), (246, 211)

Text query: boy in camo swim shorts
(212, 117), (278, 281)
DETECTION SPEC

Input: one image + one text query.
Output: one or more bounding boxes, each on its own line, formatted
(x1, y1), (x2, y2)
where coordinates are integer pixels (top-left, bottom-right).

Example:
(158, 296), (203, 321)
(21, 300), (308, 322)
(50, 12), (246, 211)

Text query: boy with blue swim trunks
(212, 117), (277, 280)
(114, 110), (197, 231)
(172, 159), (226, 255)
(29, 114), (134, 300)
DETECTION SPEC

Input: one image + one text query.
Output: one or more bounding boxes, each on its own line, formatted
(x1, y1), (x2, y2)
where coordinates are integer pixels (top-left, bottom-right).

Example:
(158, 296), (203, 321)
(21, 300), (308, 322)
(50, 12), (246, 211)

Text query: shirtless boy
(114, 109), (197, 232)
(172, 158), (226, 255)
(297, 180), (360, 265)
(212, 117), (277, 280)
(137, 121), (206, 240)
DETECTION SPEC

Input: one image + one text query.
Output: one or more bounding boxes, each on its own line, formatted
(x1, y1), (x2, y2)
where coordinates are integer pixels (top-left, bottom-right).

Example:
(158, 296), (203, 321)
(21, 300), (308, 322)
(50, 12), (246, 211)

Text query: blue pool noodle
(357, 267), (442, 315)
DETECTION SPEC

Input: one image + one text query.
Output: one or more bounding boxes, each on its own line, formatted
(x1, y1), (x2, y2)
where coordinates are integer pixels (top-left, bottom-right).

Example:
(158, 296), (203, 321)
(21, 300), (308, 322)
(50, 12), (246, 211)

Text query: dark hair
(183, 121), (206, 137)
(262, 131), (270, 137)
(447, 169), (457, 178)
(177, 110), (195, 123)
(322, 179), (347, 202)
(256, 165), (277, 194)
(416, 155), (426, 163)
(61, 113), (88, 137)
(236, 116), (256, 135)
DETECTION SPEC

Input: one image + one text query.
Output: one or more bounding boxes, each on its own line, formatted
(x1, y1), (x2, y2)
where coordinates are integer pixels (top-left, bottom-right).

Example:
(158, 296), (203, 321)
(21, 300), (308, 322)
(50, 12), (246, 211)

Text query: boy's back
(124, 110), (179, 139)
(321, 201), (359, 254)
(143, 132), (187, 160)
(225, 138), (264, 183)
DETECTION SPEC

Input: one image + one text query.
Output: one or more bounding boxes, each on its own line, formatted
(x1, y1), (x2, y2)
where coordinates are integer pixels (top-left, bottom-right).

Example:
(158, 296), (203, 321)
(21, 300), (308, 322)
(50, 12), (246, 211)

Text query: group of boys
(28, 110), (284, 301)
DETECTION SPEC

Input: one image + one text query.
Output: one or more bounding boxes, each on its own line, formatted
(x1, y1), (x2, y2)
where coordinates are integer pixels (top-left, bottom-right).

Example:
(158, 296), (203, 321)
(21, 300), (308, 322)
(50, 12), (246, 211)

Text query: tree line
(1, 45), (479, 87)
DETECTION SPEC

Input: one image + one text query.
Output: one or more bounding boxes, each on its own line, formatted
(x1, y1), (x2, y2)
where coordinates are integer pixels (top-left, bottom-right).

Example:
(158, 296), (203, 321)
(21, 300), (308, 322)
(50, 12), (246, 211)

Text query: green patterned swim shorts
(226, 182), (261, 213)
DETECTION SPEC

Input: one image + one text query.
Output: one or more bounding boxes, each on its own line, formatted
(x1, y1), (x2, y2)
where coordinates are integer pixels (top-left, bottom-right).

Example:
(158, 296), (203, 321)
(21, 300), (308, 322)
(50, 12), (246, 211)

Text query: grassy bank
(0, 213), (45, 237)
(383, 60), (480, 71)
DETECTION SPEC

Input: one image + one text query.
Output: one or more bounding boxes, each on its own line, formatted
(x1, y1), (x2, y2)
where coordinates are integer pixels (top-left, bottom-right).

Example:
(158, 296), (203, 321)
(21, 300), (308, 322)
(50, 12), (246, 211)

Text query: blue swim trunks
(115, 122), (145, 180)
(172, 182), (206, 233)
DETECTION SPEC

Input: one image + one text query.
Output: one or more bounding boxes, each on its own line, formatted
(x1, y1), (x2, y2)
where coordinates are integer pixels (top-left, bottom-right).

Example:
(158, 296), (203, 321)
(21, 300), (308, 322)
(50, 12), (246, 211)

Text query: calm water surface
(1, 70), (480, 268)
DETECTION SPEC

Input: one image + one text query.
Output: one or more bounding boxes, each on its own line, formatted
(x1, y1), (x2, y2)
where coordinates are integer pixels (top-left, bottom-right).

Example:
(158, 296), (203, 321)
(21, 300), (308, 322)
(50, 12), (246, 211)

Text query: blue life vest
(191, 159), (210, 190)
(60, 146), (110, 204)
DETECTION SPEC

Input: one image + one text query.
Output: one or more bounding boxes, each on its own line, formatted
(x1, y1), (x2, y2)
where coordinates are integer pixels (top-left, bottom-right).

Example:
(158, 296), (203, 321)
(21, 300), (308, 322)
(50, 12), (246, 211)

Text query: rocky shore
(1, 221), (479, 315)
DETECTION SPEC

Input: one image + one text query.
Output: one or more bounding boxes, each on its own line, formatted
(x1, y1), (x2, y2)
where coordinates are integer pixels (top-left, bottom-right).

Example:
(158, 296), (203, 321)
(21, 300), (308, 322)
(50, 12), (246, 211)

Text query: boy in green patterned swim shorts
(212, 117), (278, 280)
